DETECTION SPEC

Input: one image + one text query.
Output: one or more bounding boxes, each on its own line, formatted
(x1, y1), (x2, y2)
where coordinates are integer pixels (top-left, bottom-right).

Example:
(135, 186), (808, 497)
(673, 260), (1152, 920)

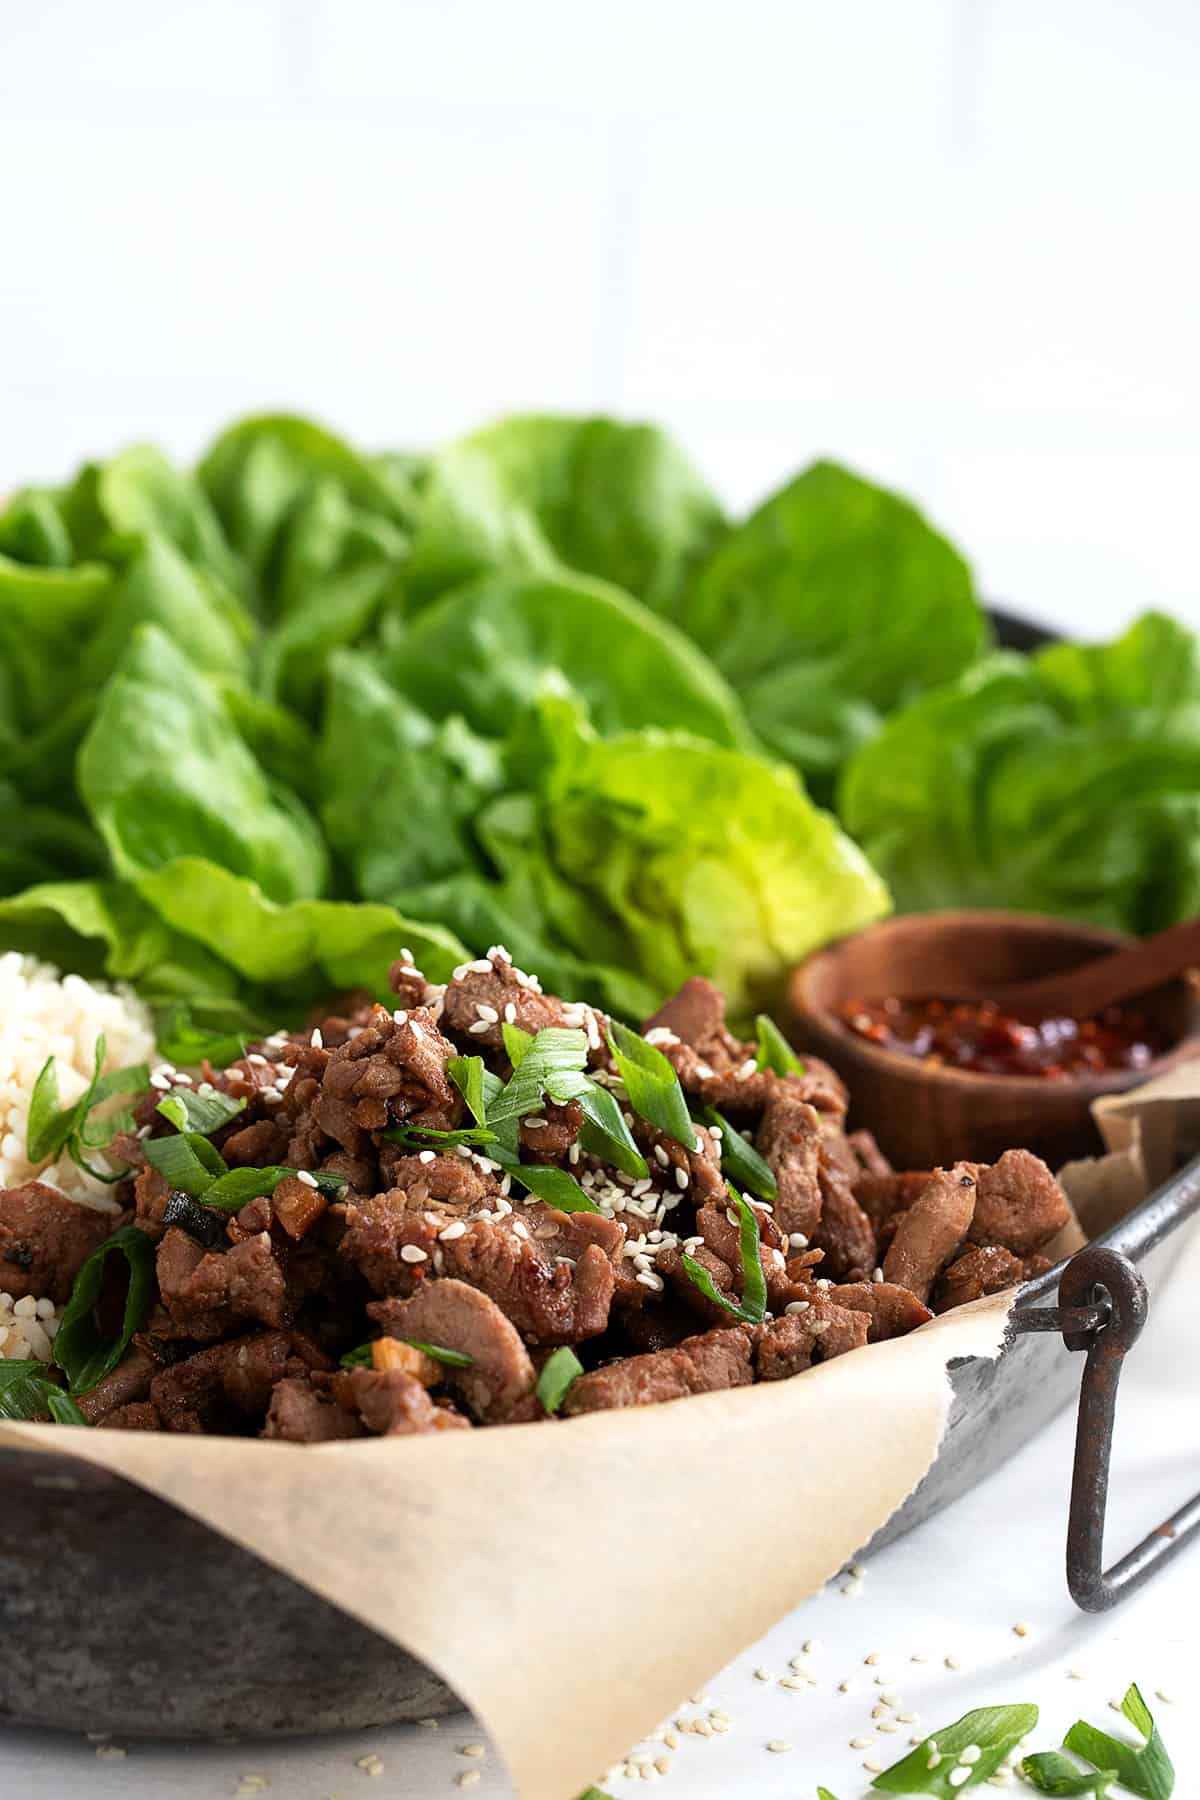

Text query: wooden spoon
(959, 916), (1200, 1018)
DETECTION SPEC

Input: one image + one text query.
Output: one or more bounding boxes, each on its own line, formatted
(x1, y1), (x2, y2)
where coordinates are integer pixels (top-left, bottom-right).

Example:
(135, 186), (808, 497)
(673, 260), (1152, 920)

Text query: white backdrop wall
(1, 0), (1197, 636)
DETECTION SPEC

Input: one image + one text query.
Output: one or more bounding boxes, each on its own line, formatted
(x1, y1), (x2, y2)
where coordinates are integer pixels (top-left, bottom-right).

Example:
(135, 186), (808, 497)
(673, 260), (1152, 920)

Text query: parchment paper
(1, 1065), (1196, 1800)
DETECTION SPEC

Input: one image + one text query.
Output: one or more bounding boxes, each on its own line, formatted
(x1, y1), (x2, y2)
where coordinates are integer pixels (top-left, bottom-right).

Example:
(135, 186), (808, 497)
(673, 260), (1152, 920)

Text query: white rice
(0, 951), (157, 1360)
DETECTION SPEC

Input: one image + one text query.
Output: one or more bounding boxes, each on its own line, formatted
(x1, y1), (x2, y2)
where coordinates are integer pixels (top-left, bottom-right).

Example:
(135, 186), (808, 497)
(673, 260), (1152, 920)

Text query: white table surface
(4, 1224), (1197, 1800)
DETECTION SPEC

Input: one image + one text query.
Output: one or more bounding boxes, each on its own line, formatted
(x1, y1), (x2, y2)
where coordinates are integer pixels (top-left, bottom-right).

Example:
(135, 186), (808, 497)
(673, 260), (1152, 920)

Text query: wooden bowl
(787, 911), (1200, 1170)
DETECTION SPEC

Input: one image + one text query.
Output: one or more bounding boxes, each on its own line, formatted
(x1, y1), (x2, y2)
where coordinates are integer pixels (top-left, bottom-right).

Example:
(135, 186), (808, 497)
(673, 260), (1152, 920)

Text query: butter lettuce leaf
(680, 460), (984, 792)
(841, 613), (1200, 931)
(77, 625), (327, 903)
(386, 569), (752, 747)
(405, 414), (726, 610)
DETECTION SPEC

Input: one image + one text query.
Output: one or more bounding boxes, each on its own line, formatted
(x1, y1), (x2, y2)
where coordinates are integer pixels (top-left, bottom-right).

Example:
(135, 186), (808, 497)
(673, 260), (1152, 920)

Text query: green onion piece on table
(871, 1704), (1039, 1793)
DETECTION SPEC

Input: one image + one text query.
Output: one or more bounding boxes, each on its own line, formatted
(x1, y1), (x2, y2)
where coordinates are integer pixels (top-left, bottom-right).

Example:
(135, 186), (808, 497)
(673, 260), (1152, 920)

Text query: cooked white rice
(0, 950), (157, 1360)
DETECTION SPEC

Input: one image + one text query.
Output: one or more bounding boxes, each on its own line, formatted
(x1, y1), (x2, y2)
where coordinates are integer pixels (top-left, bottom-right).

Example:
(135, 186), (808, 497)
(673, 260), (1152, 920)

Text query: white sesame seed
(878, 1721), (900, 1734)
(945, 1656), (960, 1670)
(949, 1769), (970, 1789)
(636, 1270), (664, 1292)
(400, 1245), (428, 1264)
(415, 1149), (437, 1165)
(310, 1029), (323, 1048)
(247, 1053), (268, 1067)
(148, 1072), (171, 1090)
(1156, 1688), (1172, 1704)
(737, 1058), (757, 1080)
(959, 1745), (982, 1764)
(863, 1760), (883, 1774)
(294, 1169), (318, 1189)
(524, 1116), (548, 1129)
(457, 1775), (480, 1791)
(849, 1736), (874, 1749)
(674, 1165), (688, 1189)
(837, 1680), (852, 1694)
(459, 1744), (485, 1758)
(654, 1144), (670, 1168)
(475, 1004), (499, 1024)
(503, 1002), (516, 1024)
(753, 1668), (772, 1683)
(864, 1653), (880, 1665)
(438, 1221), (467, 1242)
(467, 1020), (489, 1035)
(911, 1652), (928, 1663)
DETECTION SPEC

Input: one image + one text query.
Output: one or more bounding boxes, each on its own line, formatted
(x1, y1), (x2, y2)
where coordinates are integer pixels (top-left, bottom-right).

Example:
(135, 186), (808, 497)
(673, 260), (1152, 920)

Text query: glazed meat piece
(935, 1245), (1024, 1313)
(642, 976), (746, 1071)
(853, 1170), (933, 1236)
(440, 948), (580, 1051)
(264, 1375), (364, 1443)
(561, 1327), (752, 1416)
(331, 1366), (472, 1436)
(694, 1201), (790, 1302)
(76, 1346), (156, 1424)
(369, 1278), (535, 1422)
(753, 1299), (869, 1379)
(831, 1282), (933, 1341)
(437, 1214), (616, 1346)
(151, 1329), (322, 1433)
(847, 1130), (892, 1179)
(968, 1150), (1072, 1257)
(0, 1182), (113, 1303)
(337, 1191), (443, 1296)
(754, 1091), (823, 1240)
(317, 1005), (461, 1138)
(518, 1098), (582, 1161)
(131, 1164), (171, 1242)
(882, 1165), (977, 1303)
(373, 1150), (497, 1211)
(98, 1401), (161, 1432)
(811, 1154), (877, 1282)
(656, 1242), (737, 1326)
(632, 1115), (725, 1208)
(156, 1227), (288, 1337)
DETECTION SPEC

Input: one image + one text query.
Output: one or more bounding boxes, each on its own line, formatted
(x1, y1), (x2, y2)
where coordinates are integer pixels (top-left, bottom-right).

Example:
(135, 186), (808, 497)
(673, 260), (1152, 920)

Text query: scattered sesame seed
(779, 1676), (807, 1692)
(399, 1245), (428, 1264)
(459, 1744), (485, 1758)
(1067, 1668), (1085, 1681)
(801, 1638), (815, 1653)
(674, 1165), (689, 1189)
(95, 1745), (127, 1760)
(663, 1731), (679, 1750)
(654, 1144), (670, 1168)
(753, 1667), (772, 1682)
(1012, 1621), (1031, 1638)
(837, 1680), (852, 1694)
(354, 1753), (385, 1777)
(467, 1020), (489, 1035)
(864, 1652), (880, 1665)
(1108, 1698), (1124, 1713)
(927, 1748), (942, 1768)
(456, 1774), (480, 1791)
(295, 1169), (318, 1189)
(1156, 1688), (1173, 1704)
(765, 1740), (792, 1754)
(911, 1652), (929, 1663)
(654, 1756), (670, 1775)
(850, 1735), (874, 1749)
(896, 1711), (918, 1723)
(417, 1149), (437, 1164)
(863, 1759), (884, 1774)
(880, 1690), (900, 1704)
(944, 1655), (960, 1670)
(310, 1029), (323, 1048)
(960, 1744), (982, 1764)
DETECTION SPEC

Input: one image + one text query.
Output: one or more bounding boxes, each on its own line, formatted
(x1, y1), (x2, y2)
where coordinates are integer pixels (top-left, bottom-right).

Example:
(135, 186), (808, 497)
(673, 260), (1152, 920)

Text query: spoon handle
(993, 917), (1200, 1017)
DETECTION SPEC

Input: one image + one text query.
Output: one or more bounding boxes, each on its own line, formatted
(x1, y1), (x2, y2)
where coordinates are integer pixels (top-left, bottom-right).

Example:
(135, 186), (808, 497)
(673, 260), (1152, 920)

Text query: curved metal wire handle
(1013, 1243), (1200, 1611)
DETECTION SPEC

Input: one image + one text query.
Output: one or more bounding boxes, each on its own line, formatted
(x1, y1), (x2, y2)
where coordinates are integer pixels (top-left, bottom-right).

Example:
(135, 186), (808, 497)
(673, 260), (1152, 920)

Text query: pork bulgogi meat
(6, 954), (1076, 1438)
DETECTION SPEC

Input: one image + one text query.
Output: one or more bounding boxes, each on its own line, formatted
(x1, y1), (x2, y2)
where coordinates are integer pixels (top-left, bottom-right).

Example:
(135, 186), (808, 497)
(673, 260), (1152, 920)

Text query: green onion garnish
(606, 1020), (699, 1152)
(52, 1223), (157, 1395)
(536, 1346), (583, 1415)
(680, 1185), (768, 1325)
(871, 1704), (1039, 1792)
(754, 1013), (804, 1076)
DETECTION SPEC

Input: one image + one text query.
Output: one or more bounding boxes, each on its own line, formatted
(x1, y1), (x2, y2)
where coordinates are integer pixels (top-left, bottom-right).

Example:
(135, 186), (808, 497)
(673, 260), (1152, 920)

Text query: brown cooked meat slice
(76, 1346), (156, 1424)
(968, 1149), (1072, 1256)
(882, 1164), (977, 1303)
(317, 1004), (461, 1137)
(440, 949), (576, 1050)
(631, 1115), (725, 1207)
(754, 1092), (823, 1239)
(847, 1130), (892, 1178)
(0, 1182), (113, 1303)
(934, 1245), (1025, 1313)
(752, 1297), (869, 1378)
(642, 977), (747, 1071)
(264, 1375), (364, 1442)
(831, 1281), (933, 1341)
(853, 1170), (934, 1235)
(98, 1401), (161, 1432)
(337, 1191), (442, 1296)
(694, 1201), (790, 1302)
(518, 1098), (582, 1160)
(131, 1164), (171, 1242)
(156, 1227), (288, 1336)
(663, 1048), (849, 1121)
(811, 1153), (877, 1282)
(151, 1330), (314, 1433)
(368, 1278), (536, 1422)
(437, 1214), (616, 1346)
(657, 1242), (738, 1326)
(561, 1327), (752, 1416)
(373, 1149), (498, 1211)
(331, 1366), (472, 1436)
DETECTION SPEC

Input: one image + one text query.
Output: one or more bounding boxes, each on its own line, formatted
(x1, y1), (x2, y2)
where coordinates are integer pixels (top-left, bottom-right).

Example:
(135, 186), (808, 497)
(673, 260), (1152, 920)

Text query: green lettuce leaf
(386, 569), (752, 747)
(0, 878), (238, 996)
(840, 613), (1200, 932)
(681, 459), (984, 791)
(134, 857), (467, 996)
(319, 651), (502, 896)
(77, 625), (328, 903)
(404, 414), (726, 610)
(60, 444), (246, 598)
(0, 554), (112, 739)
(76, 531), (252, 692)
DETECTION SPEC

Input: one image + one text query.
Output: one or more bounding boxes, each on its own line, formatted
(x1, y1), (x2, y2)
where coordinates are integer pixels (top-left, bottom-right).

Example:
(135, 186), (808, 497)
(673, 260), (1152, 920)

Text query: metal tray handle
(1013, 1244), (1200, 1610)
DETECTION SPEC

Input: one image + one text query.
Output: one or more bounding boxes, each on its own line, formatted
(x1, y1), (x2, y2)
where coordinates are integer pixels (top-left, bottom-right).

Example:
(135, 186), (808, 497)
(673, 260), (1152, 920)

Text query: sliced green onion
(448, 1055), (502, 1129)
(680, 1185), (767, 1324)
(696, 1103), (776, 1200)
(26, 1033), (148, 1169)
(578, 1080), (648, 1179)
(46, 1391), (89, 1426)
(504, 1162), (599, 1214)
(340, 1342), (373, 1369)
(52, 1224), (157, 1395)
(156, 1086), (246, 1137)
(200, 1164), (347, 1213)
(536, 1346), (583, 1415)
(1020, 1751), (1117, 1795)
(754, 1013), (804, 1075)
(143, 1130), (228, 1197)
(153, 1000), (260, 1071)
(0, 1360), (76, 1421)
(606, 1020), (699, 1152)
(1062, 1685), (1173, 1800)
(871, 1704), (1039, 1793)
(340, 1340), (474, 1371)
(382, 1124), (498, 1149)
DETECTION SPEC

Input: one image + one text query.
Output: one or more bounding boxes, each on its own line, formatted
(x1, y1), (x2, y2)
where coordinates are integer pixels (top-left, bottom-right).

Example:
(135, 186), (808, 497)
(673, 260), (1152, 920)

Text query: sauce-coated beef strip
(0, 1182), (113, 1303)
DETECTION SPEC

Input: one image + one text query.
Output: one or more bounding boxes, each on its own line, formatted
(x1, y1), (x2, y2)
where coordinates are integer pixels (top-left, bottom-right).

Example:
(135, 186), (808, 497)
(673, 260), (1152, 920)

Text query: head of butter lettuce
(0, 412), (899, 1027)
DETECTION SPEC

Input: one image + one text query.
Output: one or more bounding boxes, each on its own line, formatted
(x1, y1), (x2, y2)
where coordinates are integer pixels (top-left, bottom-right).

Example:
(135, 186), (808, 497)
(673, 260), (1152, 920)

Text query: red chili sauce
(839, 995), (1163, 1079)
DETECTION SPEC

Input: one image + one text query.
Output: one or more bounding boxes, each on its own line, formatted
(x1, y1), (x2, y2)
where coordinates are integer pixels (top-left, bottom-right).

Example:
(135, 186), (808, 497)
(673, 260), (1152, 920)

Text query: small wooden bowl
(787, 911), (1200, 1170)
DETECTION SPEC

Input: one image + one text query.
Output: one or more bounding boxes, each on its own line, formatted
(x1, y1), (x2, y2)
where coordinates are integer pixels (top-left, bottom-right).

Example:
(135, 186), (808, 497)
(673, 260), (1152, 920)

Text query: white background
(2, 0), (1199, 638)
